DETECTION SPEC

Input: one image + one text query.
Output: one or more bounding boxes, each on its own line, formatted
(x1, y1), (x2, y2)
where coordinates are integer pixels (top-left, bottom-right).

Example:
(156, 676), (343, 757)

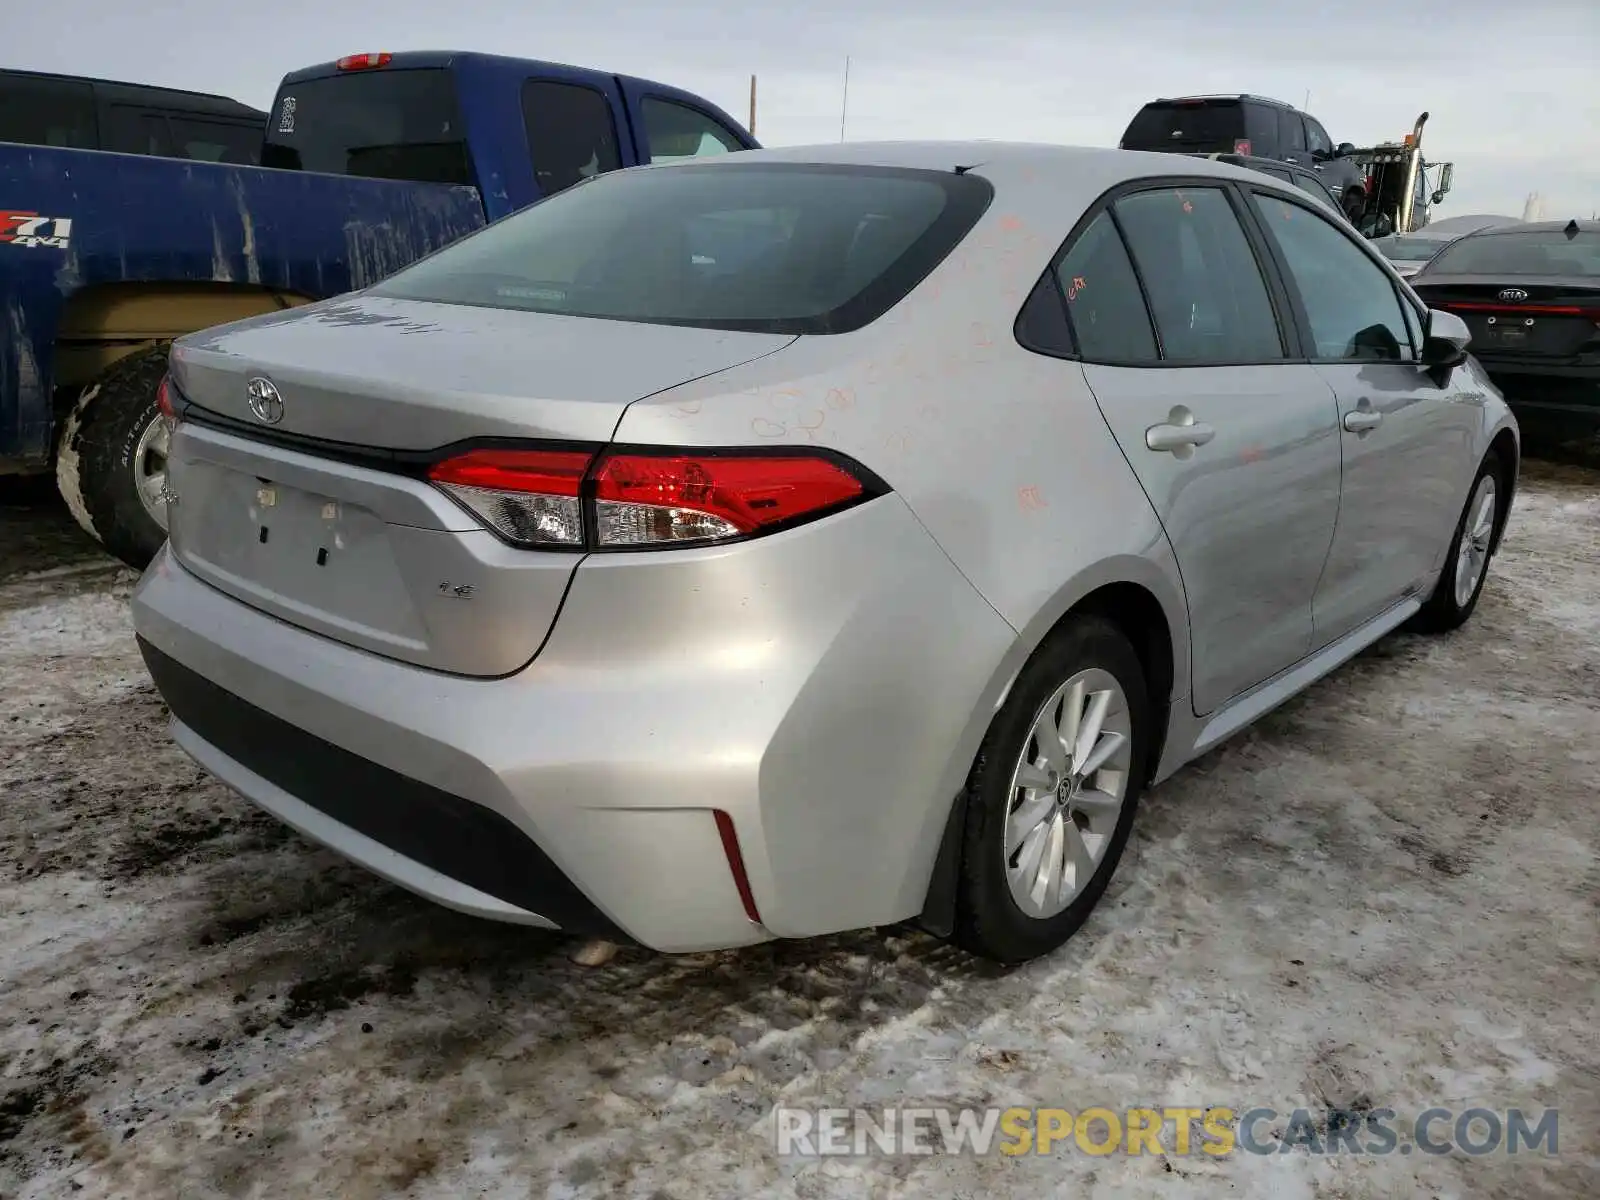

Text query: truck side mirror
(1438, 163), (1454, 194)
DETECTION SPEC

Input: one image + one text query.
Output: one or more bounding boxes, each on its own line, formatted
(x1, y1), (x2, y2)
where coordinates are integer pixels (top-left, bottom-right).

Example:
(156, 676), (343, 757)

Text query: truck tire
(55, 343), (172, 571)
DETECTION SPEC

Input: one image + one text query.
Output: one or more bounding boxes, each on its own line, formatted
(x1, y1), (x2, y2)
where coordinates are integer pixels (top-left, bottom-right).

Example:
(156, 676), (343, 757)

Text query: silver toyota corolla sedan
(131, 142), (1519, 964)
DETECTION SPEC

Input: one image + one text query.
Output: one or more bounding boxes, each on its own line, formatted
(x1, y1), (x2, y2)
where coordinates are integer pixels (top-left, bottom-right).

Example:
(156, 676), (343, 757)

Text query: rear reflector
(1233, 139), (1252, 155)
(713, 810), (762, 925)
(337, 52), (393, 71)
(425, 446), (877, 550)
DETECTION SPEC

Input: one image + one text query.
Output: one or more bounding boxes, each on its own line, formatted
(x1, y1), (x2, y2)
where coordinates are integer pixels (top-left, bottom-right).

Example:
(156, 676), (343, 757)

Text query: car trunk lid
(1411, 277), (1600, 360)
(165, 294), (793, 676)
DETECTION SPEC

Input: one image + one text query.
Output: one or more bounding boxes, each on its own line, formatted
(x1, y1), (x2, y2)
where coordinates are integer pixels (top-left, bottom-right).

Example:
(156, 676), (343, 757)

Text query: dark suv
(1121, 95), (1365, 217)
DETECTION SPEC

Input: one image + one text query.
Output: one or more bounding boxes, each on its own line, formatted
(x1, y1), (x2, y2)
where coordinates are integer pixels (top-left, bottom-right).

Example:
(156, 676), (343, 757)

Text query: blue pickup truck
(1, 50), (756, 568)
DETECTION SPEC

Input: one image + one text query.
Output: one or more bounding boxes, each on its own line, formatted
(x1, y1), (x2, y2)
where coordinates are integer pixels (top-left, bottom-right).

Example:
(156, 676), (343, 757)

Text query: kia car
(132, 143), (1518, 965)
(1409, 219), (1599, 440)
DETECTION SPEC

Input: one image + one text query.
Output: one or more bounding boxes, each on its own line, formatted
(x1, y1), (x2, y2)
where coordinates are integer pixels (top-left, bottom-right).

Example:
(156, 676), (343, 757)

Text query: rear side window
(1051, 211), (1158, 362)
(642, 98), (745, 163)
(261, 68), (471, 184)
(105, 107), (261, 163)
(1120, 101), (1243, 150)
(1113, 187), (1285, 363)
(1425, 229), (1600, 277)
(521, 80), (622, 196)
(1252, 193), (1412, 360)
(372, 162), (992, 335)
(0, 73), (97, 149)
(1278, 110), (1306, 153)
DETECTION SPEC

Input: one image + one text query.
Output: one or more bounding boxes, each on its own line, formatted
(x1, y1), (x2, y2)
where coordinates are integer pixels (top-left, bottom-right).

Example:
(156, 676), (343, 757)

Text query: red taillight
(155, 375), (175, 420)
(427, 448), (592, 547)
(1233, 139), (1252, 156)
(1441, 302), (1600, 318)
(336, 52), (393, 71)
(425, 445), (875, 550)
(589, 451), (866, 547)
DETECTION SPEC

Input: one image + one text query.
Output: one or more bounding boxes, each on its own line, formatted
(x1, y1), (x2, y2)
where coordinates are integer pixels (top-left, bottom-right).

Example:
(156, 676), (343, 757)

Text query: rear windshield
(1121, 100), (1244, 149)
(372, 162), (994, 335)
(1424, 230), (1600, 277)
(0, 73), (98, 149)
(261, 67), (471, 185)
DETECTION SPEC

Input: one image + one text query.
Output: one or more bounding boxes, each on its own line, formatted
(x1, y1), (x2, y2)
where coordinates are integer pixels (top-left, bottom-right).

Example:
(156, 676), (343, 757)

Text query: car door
(1245, 188), (1477, 647)
(1057, 183), (1344, 715)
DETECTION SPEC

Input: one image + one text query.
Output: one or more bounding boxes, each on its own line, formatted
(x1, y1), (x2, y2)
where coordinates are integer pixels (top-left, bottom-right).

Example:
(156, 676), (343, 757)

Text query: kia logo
(246, 377), (285, 425)
(1498, 288), (1529, 303)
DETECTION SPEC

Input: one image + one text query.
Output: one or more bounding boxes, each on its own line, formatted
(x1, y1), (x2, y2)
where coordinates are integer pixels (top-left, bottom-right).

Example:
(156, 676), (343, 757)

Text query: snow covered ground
(1, 465), (1596, 1200)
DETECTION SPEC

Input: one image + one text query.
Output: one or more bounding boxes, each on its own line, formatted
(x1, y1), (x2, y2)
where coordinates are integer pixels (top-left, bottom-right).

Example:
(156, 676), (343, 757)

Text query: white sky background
(6, 0), (1597, 217)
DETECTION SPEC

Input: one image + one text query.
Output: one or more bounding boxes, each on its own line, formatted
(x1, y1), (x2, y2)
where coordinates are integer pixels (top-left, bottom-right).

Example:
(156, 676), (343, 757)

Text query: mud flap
(916, 790), (968, 940)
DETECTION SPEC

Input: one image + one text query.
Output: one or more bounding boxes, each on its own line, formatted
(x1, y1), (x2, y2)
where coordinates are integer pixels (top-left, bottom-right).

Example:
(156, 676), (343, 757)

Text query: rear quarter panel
(0, 142), (484, 464)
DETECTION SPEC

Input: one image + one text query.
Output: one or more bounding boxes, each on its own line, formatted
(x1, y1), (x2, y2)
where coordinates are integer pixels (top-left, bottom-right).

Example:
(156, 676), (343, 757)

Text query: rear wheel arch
(917, 576), (1179, 941)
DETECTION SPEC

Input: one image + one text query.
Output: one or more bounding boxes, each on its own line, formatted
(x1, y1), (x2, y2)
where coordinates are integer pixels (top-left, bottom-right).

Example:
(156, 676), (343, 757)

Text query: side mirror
(1421, 308), (1470, 369)
(1438, 163), (1454, 194)
(1335, 142), (1357, 157)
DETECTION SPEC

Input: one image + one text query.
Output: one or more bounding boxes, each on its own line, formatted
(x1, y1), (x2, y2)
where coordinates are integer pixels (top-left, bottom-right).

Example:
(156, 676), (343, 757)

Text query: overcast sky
(8, 0), (1597, 217)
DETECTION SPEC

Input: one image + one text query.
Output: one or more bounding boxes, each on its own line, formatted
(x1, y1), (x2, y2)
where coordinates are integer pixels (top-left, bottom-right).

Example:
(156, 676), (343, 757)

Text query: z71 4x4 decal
(0, 211), (73, 249)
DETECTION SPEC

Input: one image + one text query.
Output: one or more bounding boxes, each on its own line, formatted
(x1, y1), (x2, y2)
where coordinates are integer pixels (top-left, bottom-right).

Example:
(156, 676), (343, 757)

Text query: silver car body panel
(132, 141), (1519, 950)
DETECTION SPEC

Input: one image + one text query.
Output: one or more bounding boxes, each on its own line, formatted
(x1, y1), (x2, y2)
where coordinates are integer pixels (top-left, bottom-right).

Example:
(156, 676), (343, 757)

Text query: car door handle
(1343, 408), (1383, 433)
(1145, 421), (1216, 452)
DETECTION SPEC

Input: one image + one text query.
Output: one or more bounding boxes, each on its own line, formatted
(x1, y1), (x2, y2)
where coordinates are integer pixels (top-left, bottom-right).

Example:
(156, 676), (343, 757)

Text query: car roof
(697, 140), (1288, 190)
(0, 66), (266, 118)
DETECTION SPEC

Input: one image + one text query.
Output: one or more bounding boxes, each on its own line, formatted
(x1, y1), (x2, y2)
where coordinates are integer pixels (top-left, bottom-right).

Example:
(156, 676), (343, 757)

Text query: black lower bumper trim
(137, 637), (623, 938)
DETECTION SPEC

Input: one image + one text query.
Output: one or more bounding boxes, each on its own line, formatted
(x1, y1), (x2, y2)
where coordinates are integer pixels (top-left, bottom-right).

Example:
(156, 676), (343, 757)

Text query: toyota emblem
(246, 377), (285, 425)
(1497, 287), (1529, 303)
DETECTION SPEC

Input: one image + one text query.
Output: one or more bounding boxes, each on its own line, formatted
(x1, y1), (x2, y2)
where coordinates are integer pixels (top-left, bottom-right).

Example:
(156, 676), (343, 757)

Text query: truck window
(1120, 100), (1246, 152)
(1277, 110), (1306, 153)
(104, 107), (261, 163)
(641, 98), (745, 162)
(261, 68), (471, 185)
(520, 80), (621, 196)
(0, 73), (98, 149)
(1305, 119), (1334, 157)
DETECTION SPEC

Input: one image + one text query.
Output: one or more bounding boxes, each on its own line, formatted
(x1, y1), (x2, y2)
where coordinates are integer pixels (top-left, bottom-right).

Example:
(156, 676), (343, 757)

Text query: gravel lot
(2, 463), (1597, 1200)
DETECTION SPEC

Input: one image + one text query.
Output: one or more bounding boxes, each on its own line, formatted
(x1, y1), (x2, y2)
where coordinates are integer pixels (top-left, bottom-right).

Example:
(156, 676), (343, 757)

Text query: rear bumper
(131, 495), (1016, 952)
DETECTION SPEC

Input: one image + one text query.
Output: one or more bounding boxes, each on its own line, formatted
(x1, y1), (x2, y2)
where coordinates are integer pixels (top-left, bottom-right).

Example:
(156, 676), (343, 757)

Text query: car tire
(1410, 454), (1504, 634)
(953, 616), (1152, 965)
(55, 344), (172, 571)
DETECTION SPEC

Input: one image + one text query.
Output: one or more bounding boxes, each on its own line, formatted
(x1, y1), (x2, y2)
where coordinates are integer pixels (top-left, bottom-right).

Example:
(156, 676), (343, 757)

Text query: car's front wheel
(1411, 455), (1505, 634)
(954, 616), (1151, 964)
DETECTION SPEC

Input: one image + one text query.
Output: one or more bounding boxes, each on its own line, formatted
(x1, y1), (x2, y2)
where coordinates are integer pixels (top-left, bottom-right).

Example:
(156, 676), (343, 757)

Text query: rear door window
(1278, 109), (1307, 153)
(0, 73), (98, 149)
(641, 98), (746, 163)
(1242, 103), (1280, 151)
(1113, 186), (1286, 363)
(521, 80), (622, 196)
(261, 68), (472, 184)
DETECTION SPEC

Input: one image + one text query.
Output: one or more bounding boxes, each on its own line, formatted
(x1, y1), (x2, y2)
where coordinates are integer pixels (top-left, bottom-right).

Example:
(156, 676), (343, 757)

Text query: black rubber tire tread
(55, 343), (170, 570)
(953, 615), (1151, 964)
